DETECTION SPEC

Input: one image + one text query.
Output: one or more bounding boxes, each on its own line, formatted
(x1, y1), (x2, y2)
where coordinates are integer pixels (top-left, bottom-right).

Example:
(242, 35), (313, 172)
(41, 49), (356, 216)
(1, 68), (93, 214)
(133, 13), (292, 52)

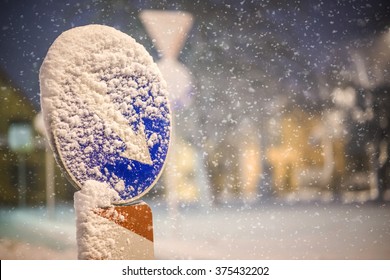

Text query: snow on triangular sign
(139, 10), (194, 59)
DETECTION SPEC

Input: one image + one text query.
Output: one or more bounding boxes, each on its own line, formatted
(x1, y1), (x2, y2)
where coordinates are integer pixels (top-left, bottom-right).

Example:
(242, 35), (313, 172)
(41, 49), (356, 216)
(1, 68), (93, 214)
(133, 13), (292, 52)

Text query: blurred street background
(1, 0), (390, 259)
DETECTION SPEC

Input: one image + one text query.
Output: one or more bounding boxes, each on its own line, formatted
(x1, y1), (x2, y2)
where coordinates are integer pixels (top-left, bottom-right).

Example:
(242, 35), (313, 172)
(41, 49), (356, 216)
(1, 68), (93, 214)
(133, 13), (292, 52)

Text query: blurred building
(0, 70), (73, 206)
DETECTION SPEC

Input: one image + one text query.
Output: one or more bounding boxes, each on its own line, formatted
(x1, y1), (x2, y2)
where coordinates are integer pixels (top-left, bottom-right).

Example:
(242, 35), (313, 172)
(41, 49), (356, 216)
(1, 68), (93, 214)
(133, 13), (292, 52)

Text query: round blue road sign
(40, 25), (171, 204)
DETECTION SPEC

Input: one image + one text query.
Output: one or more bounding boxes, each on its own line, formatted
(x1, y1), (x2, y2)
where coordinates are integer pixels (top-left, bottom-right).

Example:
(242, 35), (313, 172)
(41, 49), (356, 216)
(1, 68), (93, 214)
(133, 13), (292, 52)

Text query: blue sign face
(40, 25), (171, 204)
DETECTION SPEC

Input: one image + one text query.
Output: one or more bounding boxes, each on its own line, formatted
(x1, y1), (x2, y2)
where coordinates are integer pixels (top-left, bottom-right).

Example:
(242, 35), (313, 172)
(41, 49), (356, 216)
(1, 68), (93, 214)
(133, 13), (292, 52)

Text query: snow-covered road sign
(40, 24), (171, 204)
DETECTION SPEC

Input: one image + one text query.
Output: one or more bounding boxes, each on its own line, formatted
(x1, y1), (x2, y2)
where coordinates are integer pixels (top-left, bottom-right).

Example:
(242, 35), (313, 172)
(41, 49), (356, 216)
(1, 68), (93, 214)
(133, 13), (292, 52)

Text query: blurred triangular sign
(140, 10), (194, 59)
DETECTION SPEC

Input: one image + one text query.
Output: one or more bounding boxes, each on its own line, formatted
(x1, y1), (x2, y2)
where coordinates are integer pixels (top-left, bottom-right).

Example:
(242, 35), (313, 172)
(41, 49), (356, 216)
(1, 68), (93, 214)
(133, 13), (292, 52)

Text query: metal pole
(46, 145), (55, 218)
(18, 154), (27, 207)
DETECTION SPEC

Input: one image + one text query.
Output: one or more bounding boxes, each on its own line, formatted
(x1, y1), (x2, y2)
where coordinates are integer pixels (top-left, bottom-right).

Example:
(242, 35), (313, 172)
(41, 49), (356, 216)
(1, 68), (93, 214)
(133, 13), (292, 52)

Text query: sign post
(140, 10), (213, 210)
(40, 24), (171, 259)
(34, 112), (56, 218)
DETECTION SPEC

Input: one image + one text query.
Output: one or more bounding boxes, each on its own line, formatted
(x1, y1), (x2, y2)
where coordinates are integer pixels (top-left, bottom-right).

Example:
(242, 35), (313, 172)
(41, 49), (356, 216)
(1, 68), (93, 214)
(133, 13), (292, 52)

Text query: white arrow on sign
(77, 74), (153, 165)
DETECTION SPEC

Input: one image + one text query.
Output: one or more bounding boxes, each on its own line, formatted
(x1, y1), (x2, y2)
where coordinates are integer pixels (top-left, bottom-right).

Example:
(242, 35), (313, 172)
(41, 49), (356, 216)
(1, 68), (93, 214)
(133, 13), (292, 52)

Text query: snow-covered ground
(1, 202), (389, 259)
(0, 205), (77, 259)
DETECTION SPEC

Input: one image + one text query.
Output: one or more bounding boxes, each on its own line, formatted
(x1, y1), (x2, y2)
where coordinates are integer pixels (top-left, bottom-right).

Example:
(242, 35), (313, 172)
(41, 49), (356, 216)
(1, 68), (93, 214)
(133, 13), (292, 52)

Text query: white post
(140, 10), (198, 213)
(34, 113), (55, 218)
(74, 181), (154, 260)
(45, 146), (55, 218)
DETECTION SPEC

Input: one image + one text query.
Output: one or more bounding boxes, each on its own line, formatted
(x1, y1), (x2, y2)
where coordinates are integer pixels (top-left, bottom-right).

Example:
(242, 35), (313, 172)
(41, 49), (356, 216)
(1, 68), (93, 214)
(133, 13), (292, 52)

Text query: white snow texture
(39, 24), (171, 203)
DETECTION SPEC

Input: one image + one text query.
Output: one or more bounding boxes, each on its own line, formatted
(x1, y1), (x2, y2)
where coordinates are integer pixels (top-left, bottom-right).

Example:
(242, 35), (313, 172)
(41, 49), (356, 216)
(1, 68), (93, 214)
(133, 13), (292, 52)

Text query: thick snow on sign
(40, 24), (171, 204)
